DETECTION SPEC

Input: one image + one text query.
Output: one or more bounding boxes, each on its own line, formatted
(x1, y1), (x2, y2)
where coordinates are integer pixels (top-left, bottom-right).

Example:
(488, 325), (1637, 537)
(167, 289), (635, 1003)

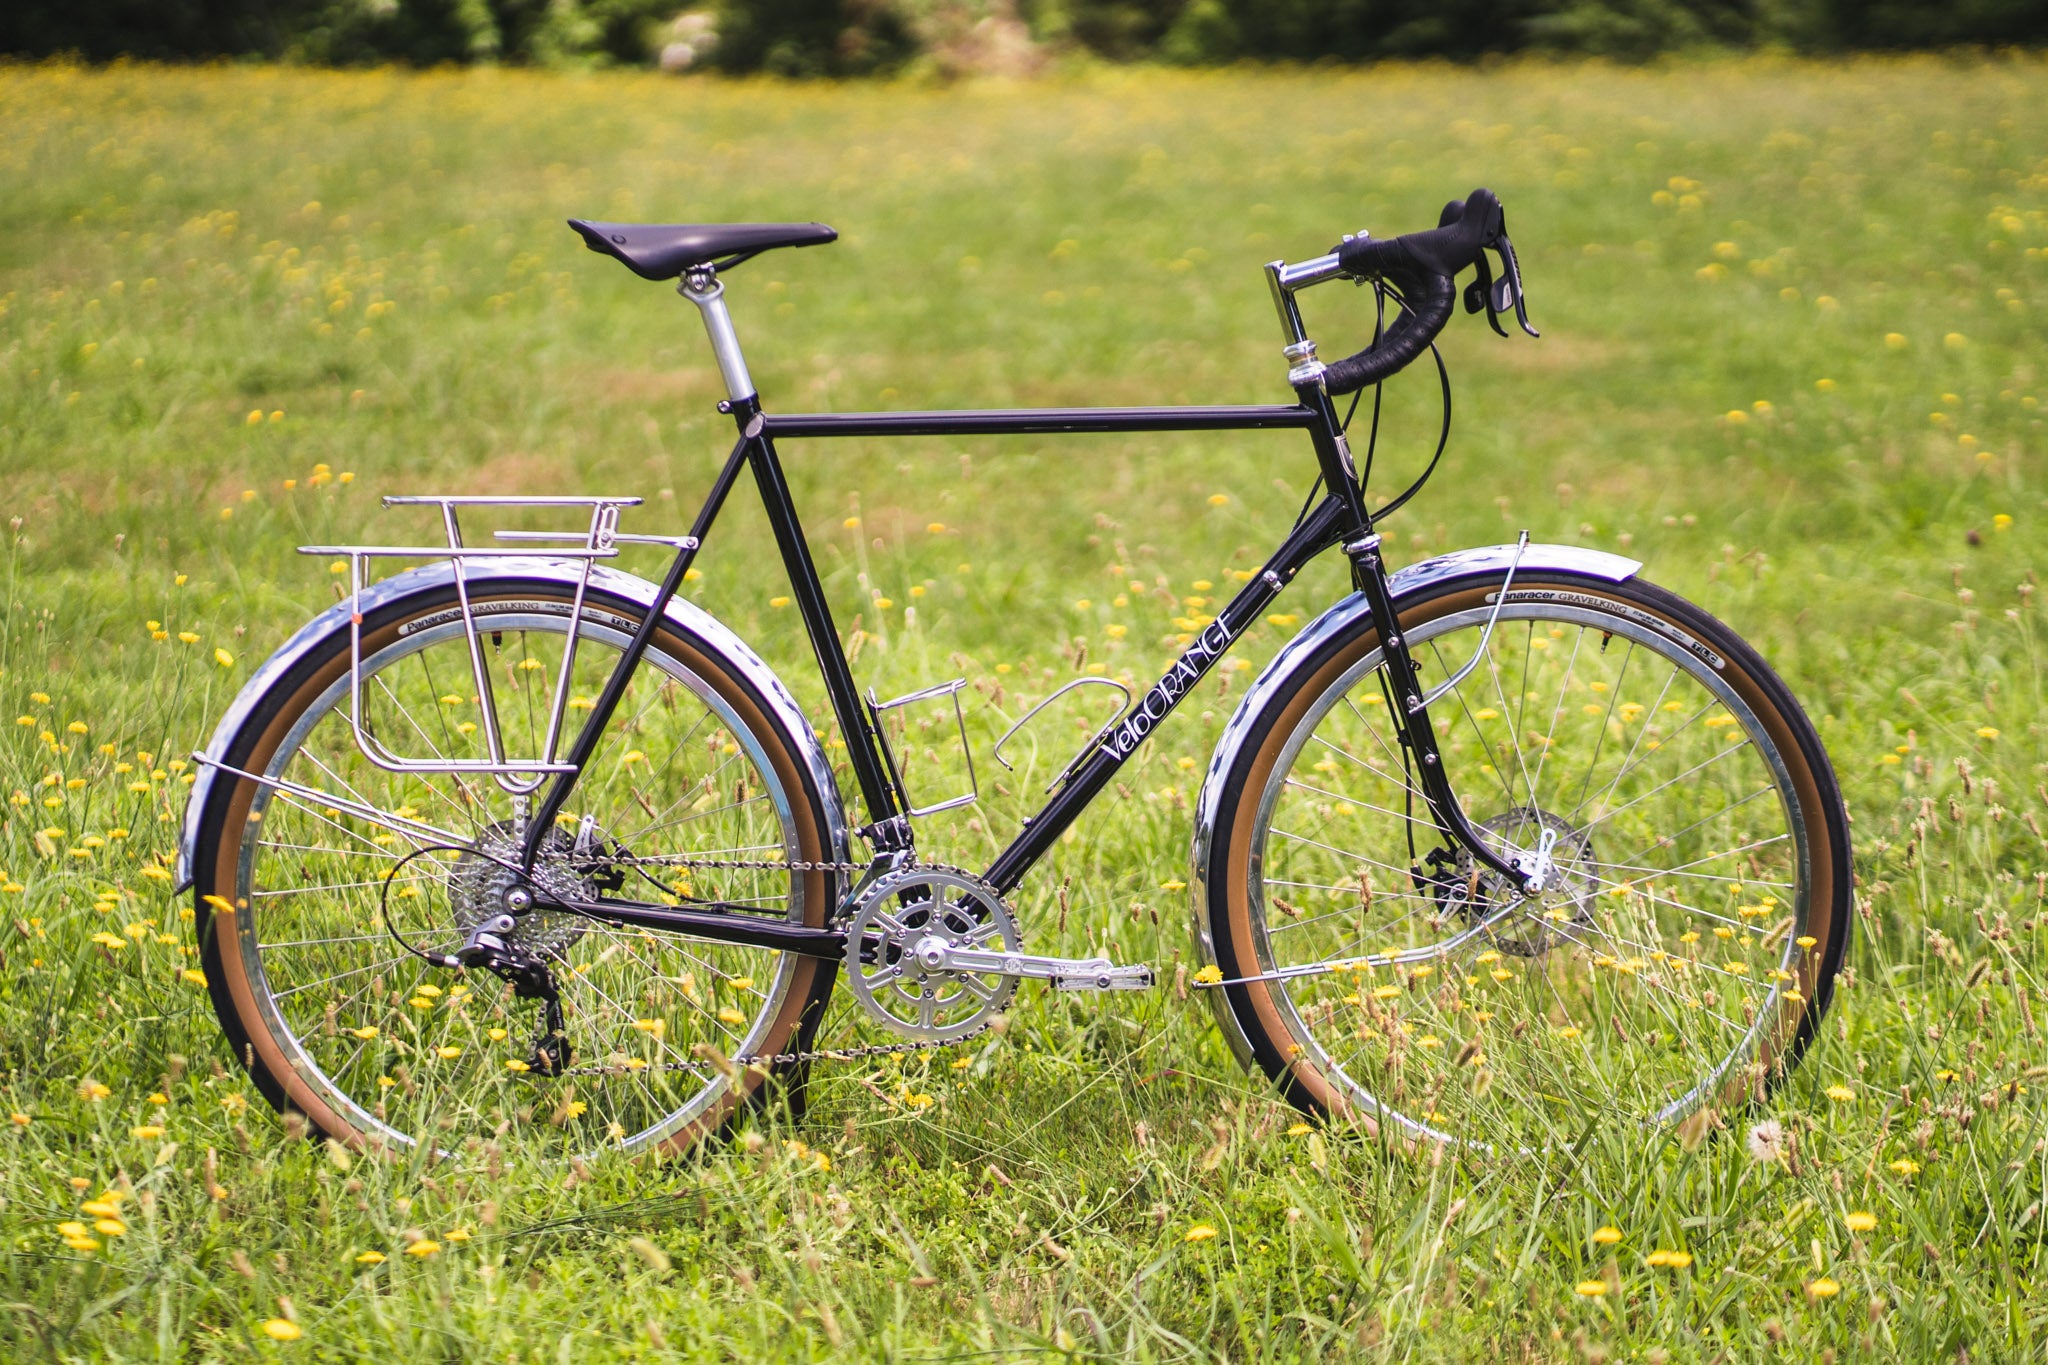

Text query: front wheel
(1198, 569), (1851, 1149)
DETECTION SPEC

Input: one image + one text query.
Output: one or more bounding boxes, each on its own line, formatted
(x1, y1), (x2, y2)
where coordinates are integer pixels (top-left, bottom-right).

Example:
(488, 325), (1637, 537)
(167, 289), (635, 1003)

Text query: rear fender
(175, 557), (848, 889)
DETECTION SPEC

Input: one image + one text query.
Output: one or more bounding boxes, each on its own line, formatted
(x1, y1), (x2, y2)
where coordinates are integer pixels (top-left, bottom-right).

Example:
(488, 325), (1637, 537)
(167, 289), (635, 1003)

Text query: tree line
(3, 0), (2041, 72)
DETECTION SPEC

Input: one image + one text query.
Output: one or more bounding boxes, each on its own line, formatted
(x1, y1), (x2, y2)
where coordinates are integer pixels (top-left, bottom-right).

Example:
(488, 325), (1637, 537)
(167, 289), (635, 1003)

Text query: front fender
(1187, 542), (1640, 1068)
(176, 558), (848, 889)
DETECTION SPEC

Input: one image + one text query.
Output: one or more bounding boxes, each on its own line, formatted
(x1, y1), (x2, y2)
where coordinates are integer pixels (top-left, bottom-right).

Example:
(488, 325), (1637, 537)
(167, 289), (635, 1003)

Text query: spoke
(1271, 827), (1428, 884)
(259, 931), (390, 952)
(1573, 740), (1758, 840)
(270, 953), (412, 1002)
(1283, 775), (1443, 835)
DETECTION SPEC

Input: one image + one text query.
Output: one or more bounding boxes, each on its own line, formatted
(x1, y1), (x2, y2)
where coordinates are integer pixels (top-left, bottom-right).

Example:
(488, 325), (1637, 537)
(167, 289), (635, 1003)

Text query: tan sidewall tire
(193, 588), (836, 1155)
(1205, 573), (1850, 1125)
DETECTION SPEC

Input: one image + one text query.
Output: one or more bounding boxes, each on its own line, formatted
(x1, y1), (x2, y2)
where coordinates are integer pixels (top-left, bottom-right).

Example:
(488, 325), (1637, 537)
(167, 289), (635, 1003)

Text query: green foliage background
(0, 55), (2044, 1359)
(1, 0), (2043, 71)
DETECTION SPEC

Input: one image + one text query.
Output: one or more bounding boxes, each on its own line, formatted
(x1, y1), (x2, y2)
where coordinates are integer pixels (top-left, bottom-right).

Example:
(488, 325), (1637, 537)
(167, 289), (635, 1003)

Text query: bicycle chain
(555, 1027), (986, 1077)
(554, 851), (987, 1075)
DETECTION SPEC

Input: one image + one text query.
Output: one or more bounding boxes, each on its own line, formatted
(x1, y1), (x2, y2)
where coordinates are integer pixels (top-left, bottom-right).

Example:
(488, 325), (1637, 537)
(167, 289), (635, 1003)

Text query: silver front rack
(300, 494), (682, 796)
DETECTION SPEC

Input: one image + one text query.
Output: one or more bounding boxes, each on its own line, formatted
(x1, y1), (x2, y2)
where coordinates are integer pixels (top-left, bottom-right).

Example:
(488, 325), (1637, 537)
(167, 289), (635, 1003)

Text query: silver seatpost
(679, 267), (756, 403)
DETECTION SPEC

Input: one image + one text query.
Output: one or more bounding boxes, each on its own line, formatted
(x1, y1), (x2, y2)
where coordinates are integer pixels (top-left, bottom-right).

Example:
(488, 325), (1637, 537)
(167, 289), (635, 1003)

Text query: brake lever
(1494, 233), (1540, 338)
(1463, 250), (1511, 337)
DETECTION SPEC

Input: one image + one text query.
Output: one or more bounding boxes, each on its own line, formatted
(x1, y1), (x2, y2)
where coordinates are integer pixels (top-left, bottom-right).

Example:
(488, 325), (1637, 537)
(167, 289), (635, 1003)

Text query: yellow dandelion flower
(1573, 1280), (1607, 1298)
(405, 1240), (439, 1257)
(1806, 1277), (1841, 1299)
(1824, 1084), (1855, 1102)
(1977, 727), (2000, 740)
(1888, 1159), (1920, 1176)
(1184, 1223), (1218, 1243)
(355, 1250), (386, 1264)
(1591, 1226), (1621, 1245)
(1191, 965), (1222, 985)
(130, 1125), (164, 1140)
(1845, 1211), (1877, 1233)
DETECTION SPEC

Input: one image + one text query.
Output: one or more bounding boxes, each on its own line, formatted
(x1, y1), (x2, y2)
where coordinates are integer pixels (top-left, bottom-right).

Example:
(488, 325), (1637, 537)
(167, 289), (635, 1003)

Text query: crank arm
(923, 942), (1154, 991)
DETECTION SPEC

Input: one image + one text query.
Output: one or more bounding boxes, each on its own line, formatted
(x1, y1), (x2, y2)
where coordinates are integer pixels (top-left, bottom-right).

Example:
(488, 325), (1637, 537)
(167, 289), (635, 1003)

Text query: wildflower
(505, 1059), (530, 1073)
(130, 1125), (164, 1139)
(178, 632), (200, 644)
(355, 1250), (386, 1264)
(1191, 965), (1222, 985)
(1592, 1226), (1622, 1245)
(260, 1319), (302, 1341)
(434, 1045), (462, 1060)
(1573, 1280), (1607, 1297)
(1825, 1084), (1856, 1102)
(1286, 1122), (1313, 1136)
(1944, 333), (1967, 350)
(1807, 1276), (1841, 1299)
(1884, 333), (1908, 350)
(180, 969), (208, 987)
(1888, 1158), (1920, 1176)
(147, 1093), (167, 1105)
(1746, 1119), (1786, 1164)
(405, 1240), (439, 1257)
(78, 1079), (112, 1102)
(1207, 494), (1229, 507)
(1846, 1211), (1877, 1233)
(214, 648), (235, 668)
(10, 1112), (29, 1126)
(1976, 727), (2000, 740)
(769, 596), (790, 608)
(1184, 1223), (1218, 1243)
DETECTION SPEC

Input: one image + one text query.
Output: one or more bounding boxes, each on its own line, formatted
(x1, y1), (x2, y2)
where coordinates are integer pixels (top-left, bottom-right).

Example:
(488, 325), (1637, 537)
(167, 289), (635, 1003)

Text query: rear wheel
(189, 577), (841, 1159)
(1200, 570), (1851, 1148)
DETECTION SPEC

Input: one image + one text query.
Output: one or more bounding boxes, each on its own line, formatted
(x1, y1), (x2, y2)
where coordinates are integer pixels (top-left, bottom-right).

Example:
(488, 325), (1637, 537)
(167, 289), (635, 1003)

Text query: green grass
(1, 53), (2046, 1360)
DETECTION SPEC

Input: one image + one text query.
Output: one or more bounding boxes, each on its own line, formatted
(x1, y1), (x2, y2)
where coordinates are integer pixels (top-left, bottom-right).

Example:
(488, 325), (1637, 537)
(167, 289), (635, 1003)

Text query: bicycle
(178, 188), (1853, 1159)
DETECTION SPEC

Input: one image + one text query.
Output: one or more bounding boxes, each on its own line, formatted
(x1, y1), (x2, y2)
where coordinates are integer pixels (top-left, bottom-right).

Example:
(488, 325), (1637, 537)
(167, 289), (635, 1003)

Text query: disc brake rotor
(845, 865), (1020, 1043)
(1455, 806), (1598, 957)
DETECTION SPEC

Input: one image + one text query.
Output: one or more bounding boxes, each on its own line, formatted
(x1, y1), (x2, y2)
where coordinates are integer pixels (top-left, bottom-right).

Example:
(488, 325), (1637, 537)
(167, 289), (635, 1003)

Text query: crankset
(845, 865), (1152, 1043)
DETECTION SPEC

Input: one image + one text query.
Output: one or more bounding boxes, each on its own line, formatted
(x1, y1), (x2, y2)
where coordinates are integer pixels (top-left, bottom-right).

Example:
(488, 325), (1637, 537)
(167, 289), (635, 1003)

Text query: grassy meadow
(1, 54), (2046, 1359)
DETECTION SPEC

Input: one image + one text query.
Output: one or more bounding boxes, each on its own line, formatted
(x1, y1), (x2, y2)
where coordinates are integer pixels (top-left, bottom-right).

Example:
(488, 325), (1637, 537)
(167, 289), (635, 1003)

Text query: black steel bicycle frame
(519, 383), (1531, 956)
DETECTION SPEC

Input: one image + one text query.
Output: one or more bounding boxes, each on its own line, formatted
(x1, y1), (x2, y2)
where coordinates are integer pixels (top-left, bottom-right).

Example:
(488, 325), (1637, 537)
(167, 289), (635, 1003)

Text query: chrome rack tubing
(340, 552), (424, 773)
(1411, 530), (1531, 713)
(438, 501), (514, 781)
(537, 503), (614, 773)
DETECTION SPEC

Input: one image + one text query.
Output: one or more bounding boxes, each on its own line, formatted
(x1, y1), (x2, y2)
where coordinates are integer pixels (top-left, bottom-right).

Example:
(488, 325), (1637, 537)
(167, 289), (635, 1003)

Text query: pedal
(923, 939), (1154, 992)
(1049, 962), (1154, 992)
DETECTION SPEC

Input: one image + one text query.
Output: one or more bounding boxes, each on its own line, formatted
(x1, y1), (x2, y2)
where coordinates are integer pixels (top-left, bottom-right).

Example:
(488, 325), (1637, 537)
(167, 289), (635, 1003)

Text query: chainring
(844, 865), (1021, 1043)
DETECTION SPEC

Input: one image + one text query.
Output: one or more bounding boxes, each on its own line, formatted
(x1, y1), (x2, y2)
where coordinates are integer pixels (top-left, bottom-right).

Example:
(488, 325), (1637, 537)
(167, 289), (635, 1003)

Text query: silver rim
(1247, 592), (1813, 1149)
(226, 606), (809, 1158)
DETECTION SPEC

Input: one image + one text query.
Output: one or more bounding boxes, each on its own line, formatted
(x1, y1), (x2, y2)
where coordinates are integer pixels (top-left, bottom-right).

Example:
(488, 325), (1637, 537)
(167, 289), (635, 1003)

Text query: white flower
(1746, 1118), (1786, 1164)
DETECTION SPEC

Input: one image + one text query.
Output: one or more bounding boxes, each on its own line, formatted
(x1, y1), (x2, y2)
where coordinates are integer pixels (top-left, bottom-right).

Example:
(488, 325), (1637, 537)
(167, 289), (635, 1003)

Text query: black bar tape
(1321, 188), (1504, 396)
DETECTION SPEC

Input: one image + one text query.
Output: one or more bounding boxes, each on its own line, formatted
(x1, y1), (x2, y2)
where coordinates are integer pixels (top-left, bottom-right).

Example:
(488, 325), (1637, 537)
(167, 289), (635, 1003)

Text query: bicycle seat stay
(568, 219), (837, 281)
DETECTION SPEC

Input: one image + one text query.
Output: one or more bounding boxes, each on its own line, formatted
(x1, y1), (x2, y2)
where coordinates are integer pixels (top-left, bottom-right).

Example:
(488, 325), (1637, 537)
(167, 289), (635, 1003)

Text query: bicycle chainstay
(552, 850), (991, 1076)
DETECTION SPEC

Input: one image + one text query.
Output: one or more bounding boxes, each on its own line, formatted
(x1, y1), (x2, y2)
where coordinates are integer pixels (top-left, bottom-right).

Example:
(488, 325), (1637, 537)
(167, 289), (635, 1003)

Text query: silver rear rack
(301, 495), (692, 795)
